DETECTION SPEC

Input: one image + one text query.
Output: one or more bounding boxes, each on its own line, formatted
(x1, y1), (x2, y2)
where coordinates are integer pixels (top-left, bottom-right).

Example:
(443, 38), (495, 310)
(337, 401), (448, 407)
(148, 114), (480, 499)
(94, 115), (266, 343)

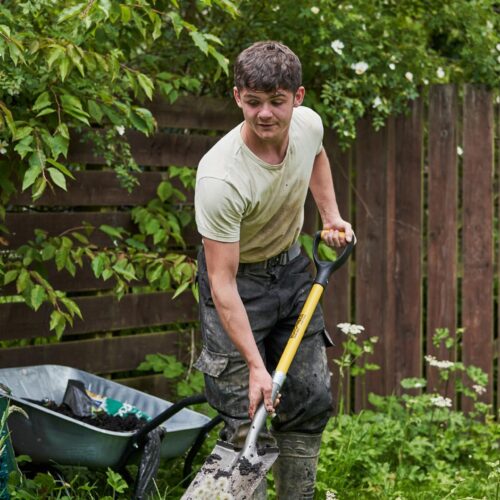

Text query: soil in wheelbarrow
(42, 401), (148, 432)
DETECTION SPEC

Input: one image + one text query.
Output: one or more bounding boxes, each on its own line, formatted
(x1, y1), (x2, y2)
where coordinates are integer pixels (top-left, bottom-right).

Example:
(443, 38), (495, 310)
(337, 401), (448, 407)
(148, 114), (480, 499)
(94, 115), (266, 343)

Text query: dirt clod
(237, 457), (262, 476)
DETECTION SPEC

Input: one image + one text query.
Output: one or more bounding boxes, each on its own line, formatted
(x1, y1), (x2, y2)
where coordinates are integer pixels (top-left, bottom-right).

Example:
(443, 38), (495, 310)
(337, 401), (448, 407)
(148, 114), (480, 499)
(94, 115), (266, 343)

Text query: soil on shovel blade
(42, 401), (147, 432)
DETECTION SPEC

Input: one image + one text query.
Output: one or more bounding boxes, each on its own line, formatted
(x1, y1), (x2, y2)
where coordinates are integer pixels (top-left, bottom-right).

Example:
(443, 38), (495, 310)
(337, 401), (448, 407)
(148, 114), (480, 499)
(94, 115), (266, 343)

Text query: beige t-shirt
(195, 106), (323, 263)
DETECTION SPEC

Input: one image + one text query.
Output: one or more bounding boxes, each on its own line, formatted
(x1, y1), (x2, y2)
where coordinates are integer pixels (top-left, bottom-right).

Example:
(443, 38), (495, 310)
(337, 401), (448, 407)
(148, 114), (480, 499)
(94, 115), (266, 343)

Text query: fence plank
(0, 291), (197, 340)
(462, 85), (494, 408)
(0, 331), (184, 374)
(427, 85), (458, 391)
(10, 171), (168, 207)
(151, 95), (241, 131)
(3, 212), (198, 249)
(354, 117), (392, 409)
(323, 130), (352, 412)
(393, 99), (424, 391)
(68, 131), (219, 168)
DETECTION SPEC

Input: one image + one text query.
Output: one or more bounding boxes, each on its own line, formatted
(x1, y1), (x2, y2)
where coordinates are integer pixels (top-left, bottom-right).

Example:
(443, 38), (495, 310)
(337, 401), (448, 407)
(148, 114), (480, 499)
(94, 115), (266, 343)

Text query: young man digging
(193, 41), (353, 499)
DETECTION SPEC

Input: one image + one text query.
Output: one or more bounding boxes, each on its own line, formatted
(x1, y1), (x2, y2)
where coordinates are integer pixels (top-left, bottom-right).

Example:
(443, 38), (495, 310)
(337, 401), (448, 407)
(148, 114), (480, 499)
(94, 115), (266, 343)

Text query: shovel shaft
(275, 283), (325, 375)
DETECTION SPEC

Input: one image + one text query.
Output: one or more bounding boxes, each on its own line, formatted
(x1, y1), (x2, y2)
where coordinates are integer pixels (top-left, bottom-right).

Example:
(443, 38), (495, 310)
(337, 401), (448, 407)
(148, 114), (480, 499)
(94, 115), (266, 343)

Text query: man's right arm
(203, 237), (274, 419)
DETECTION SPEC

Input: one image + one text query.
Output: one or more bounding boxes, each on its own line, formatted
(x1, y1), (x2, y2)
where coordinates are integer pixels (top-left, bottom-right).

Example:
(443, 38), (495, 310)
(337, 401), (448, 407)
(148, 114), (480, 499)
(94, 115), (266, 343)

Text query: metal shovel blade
(182, 440), (279, 499)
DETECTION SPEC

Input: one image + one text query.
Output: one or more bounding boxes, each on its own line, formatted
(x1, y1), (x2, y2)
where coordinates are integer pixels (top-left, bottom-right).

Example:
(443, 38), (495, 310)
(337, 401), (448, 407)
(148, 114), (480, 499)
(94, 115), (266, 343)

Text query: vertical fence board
(355, 117), (391, 409)
(393, 99), (424, 391)
(462, 86), (494, 408)
(323, 131), (352, 412)
(427, 85), (458, 391)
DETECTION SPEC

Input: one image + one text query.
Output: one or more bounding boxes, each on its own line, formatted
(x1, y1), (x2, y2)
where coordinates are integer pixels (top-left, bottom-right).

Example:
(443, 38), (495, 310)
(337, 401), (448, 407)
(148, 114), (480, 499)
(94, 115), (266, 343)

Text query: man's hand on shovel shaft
(248, 365), (274, 419)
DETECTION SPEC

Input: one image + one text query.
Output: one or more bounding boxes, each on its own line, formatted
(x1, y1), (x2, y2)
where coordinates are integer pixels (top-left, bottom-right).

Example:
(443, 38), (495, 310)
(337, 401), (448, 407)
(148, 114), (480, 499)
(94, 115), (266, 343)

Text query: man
(193, 41), (353, 499)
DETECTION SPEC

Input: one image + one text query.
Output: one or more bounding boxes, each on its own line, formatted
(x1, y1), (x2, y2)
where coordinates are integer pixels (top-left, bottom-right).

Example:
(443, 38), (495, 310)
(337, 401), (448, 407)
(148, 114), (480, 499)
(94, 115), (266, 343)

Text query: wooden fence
(1, 85), (498, 415)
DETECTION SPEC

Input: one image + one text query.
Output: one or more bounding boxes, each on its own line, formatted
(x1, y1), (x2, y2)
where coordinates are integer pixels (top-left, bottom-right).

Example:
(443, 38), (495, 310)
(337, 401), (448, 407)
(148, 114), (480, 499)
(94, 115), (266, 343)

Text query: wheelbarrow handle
(313, 230), (356, 287)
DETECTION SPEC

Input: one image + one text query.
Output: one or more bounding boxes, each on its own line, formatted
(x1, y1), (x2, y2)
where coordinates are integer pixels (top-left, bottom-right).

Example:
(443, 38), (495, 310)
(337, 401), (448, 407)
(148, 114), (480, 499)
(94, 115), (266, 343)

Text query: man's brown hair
(234, 41), (302, 92)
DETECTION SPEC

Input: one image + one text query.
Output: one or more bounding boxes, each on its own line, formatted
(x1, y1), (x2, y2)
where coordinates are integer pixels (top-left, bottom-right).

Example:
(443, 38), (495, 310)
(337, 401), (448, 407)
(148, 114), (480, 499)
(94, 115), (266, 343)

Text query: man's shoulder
(293, 106), (322, 127)
(198, 124), (243, 177)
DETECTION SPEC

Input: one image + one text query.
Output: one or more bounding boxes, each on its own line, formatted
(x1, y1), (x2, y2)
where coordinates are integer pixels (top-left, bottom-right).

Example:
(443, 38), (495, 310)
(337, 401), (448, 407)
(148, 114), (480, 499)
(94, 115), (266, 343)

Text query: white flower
(457, 146), (463, 156)
(496, 96), (500, 104)
(497, 55), (500, 64)
(373, 96), (383, 108)
(424, 355), (454, 370)
(405, 71), (413, 82)
(423, 78), (429, 85)
(496, 43), (500, 52)
(331, 40), (344, 55)
(473, 384), (486, 395)
(311, 6), (320, 14)
(388, 63), (396, 70)
(0, 147), (6, 155)
(115, 125), (125, 136)
(437, 67), (445, 79)
(431, 395), (452, 408)
(337, 323), (365, 336)
(326, 492), (338, 500)
(272, 4), (280, 11)
(351, 61), (368, 75)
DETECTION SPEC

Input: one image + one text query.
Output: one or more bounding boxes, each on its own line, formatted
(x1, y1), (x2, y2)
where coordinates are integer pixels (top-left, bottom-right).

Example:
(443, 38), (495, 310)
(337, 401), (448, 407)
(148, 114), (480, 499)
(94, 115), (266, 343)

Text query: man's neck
(241, 123), (290, 165)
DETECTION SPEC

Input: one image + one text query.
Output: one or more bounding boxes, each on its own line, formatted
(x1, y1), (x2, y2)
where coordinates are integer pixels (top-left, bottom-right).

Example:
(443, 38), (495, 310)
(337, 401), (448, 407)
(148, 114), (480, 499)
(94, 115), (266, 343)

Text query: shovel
(182, 230), (356, 500)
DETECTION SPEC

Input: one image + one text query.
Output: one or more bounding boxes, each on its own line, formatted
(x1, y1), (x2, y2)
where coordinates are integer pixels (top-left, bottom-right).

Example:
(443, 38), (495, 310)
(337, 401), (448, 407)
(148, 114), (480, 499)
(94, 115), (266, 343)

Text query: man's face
(233, 86), (305, 144)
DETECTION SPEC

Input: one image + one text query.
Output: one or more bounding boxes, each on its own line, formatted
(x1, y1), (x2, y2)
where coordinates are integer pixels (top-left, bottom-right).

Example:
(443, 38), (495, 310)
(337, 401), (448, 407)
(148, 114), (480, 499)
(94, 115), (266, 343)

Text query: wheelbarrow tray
(0, 364), (210, 468)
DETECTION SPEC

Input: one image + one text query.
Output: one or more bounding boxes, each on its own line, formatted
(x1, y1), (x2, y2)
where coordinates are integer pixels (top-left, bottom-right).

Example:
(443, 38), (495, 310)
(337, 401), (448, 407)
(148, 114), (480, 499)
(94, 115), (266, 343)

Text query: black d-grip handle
(313, 231), (356, 287)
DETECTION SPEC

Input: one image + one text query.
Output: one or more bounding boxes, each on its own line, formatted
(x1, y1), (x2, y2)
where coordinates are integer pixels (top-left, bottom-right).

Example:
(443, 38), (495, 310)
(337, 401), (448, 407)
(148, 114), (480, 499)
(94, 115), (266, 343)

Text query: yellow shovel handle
(275, 283), (324, 375)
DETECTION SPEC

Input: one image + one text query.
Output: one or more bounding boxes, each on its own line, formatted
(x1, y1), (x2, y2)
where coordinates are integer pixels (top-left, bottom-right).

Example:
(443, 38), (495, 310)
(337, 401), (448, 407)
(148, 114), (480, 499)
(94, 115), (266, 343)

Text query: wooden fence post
(462, 85), (494, 409)
(427, 84), (458, 393)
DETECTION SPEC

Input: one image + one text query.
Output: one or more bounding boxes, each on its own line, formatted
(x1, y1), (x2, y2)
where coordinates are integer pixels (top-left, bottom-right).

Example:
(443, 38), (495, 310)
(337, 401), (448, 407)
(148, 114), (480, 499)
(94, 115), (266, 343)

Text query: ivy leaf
(137, 73), (154, 100)
(47, 158), (74, 179)
(172, 281), (190, 299)
(16, 269), (30, 293)
(190, 31), (209, 55)
(88, 100), (104, 124)
(58, 3), (86, 23)
(167, 11), (184, 37)
(91, 254), (106, 278)
(48, 167), (67, 191)
(157, 181), (173, 202)
(3, 270), (18, 285)
(22, 162), (42, 191)
(30, 285), (47, 311)
(99, 224), (126, 240)
(32, 92), (51, 112)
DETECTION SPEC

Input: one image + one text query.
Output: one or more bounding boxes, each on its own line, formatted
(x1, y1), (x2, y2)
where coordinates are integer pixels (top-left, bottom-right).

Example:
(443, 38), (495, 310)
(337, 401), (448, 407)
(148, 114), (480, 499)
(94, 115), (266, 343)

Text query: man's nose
(258, 104), (273, 120)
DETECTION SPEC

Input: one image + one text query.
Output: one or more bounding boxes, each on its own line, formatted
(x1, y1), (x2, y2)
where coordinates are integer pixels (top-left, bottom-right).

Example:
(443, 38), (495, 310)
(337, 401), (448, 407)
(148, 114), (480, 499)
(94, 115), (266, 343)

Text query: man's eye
(272, 101), (284, 106)
(246, 101), (259, 106)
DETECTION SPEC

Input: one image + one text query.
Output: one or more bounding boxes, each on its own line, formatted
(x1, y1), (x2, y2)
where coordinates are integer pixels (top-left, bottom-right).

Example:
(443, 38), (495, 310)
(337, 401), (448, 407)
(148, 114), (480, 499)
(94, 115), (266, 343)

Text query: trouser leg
(271, 432), (322, 500)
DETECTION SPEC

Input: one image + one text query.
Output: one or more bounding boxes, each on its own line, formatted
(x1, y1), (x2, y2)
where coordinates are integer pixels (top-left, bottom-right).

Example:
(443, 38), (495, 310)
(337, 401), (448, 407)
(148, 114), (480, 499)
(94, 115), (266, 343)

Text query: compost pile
(31, 378), (149, 432)
(42, 400), (146, 432)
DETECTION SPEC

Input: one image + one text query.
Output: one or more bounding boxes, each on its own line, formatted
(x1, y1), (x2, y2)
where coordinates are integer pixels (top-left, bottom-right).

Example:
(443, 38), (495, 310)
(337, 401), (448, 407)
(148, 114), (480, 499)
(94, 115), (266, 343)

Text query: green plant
(316, 327), (500, 499)
(333, 322), (380, 414)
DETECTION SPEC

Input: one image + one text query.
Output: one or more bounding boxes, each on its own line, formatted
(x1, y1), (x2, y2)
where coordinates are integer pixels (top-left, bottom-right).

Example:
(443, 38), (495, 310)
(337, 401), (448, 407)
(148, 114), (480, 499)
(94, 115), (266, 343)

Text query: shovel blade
(182, 441), (279, 499)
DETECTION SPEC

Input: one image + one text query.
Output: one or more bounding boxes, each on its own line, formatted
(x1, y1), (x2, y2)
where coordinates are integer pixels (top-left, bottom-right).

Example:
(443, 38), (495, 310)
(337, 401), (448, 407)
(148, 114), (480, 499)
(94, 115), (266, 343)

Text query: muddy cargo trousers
(194, 244), (333, 499)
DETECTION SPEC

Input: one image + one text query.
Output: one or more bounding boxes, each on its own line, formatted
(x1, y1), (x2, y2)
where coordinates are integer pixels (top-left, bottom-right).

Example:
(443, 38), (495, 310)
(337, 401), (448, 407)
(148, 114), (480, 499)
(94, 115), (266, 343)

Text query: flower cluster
(424, 355), (455, 370)
(430, 395), (453, 408)
(337, 323), (365, 335)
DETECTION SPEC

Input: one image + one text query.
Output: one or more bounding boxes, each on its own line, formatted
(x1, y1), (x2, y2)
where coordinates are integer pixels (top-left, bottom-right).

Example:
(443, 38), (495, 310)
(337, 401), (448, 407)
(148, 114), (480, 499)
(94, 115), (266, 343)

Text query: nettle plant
(0, 0), (238, 335)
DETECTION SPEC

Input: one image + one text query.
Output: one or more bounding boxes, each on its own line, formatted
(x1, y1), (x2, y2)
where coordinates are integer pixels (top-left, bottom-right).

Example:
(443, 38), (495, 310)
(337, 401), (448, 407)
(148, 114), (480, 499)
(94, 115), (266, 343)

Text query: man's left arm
(309, 147), (353, 246)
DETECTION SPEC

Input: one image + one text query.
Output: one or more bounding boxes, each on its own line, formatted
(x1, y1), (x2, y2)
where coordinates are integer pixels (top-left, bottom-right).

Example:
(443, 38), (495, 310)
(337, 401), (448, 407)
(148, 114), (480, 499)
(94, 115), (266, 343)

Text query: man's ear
(294, 86), (305, 107)
(233, 86), (243, 108)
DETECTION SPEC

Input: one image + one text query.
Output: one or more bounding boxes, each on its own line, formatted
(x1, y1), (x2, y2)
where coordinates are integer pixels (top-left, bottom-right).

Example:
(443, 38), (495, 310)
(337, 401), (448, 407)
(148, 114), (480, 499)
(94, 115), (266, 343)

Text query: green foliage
(316, 399), (500, 499)
(196, 0), (500, 146)
(0, 0), (236, 201)
(138, 352), (208, 403)
(316, 326), (499, 498)
(0, 168), (198, 337)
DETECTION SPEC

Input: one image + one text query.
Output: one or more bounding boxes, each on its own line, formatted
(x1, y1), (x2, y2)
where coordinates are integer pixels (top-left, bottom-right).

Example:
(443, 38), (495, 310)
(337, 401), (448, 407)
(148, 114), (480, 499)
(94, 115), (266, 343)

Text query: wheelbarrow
(0, 364), (222, 497)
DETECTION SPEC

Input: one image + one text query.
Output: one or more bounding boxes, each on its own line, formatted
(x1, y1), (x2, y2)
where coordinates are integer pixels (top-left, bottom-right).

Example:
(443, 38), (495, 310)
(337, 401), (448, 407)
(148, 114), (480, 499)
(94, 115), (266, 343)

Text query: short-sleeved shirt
(195, 106), (323, 263)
